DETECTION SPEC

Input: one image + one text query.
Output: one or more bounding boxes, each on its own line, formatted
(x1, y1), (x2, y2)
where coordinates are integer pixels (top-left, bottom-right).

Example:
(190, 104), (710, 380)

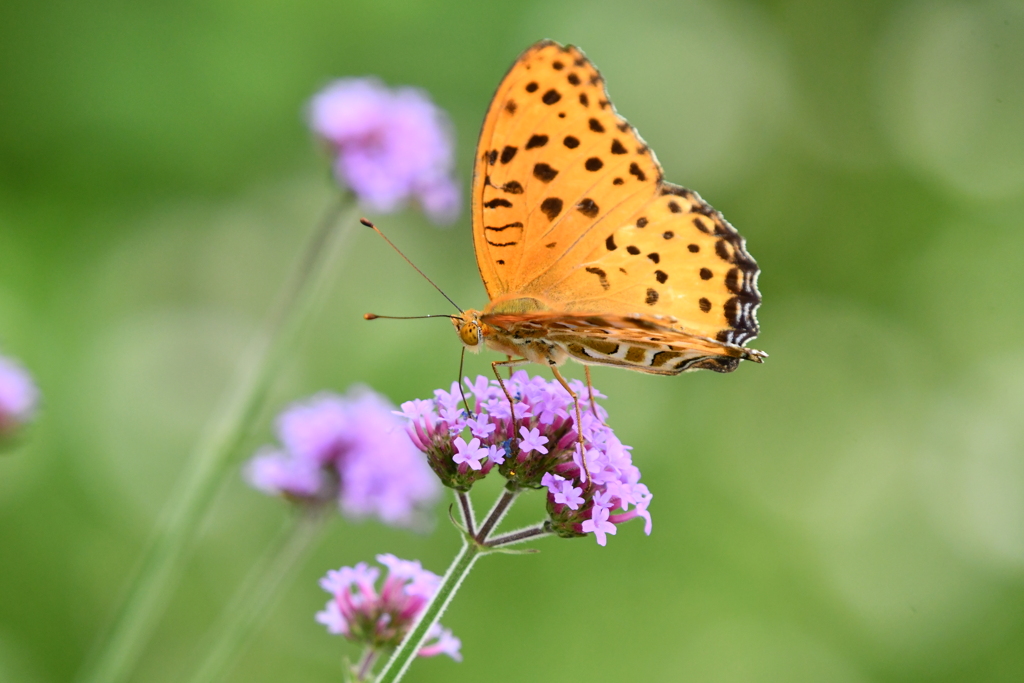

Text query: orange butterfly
(453, 40), (764, 402)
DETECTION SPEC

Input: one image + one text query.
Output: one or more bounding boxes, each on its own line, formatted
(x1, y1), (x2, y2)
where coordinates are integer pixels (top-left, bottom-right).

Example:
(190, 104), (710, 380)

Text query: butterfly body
(458, 39), (764, 379)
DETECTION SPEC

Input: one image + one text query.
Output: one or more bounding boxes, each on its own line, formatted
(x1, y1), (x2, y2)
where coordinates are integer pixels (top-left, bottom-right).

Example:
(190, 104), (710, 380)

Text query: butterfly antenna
(360, 218), (463, 313)
(363, 313), (456, 320)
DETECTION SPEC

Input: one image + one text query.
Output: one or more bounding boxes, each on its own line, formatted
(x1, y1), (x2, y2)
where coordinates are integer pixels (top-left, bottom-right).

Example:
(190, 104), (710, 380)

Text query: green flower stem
(355, 648), (380, 682)
(77, 193), (359, 683)
(456, 491), (476, 537)
(485, 524), (551, 548)
(375, 485), (523, 683)
(187, 510), (327, 683)
(374, 540), (481, 683)
(473, 485), (519, 542)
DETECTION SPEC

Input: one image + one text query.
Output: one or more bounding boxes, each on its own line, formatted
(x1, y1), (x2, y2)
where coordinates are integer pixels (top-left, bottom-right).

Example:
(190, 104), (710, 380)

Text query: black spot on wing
(577, 198), (599, 218)
(526, 135), (549, 149)
(589, 118), (604, 133)
(605, 234), (617, 251)
(484, 222), (524, 232)
(700, 268), (713, 280)
(484, 198), (513, 208)
(526, 82), (538, 92)
(688, 244), (700, 253)
(533, 163), (558, 182)
(500, 146), (517, 164)
(542, 89), (562, 105)
(636, 217), (648, 228)
(563, 135), (580, 149)
(626, 245), (640, 255)
(585, 157), (603, 171)
(628, 162), (646, 181)
(716, 240), (732, 262)
(725, 268), (742, 294)
(699, 297), (712, 313)
(502, 180), (523, 194)
(540, 197), (563, 221)
(568, 73), (580, 86)
(655, 270), (668, 284)
(586, 266), (610, 290)
(611, 139), (627, 154)
(645, 288), (659, 305)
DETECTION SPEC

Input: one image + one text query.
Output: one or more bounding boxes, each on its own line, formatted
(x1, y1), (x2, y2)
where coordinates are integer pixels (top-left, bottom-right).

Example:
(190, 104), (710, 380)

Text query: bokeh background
(2, 0), (1024, 681)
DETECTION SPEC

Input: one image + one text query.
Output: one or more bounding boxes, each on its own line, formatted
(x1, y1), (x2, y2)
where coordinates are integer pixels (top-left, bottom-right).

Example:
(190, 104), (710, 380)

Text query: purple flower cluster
(245, 388), (439, 528)
(0, 354), (38, 439)
(399, 372), (652, 546)
(309, 78), (461, 224)
(316, 554), (461, 661)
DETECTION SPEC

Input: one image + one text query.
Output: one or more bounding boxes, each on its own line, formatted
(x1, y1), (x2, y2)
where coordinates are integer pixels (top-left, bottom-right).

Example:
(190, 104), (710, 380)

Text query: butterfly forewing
(473, 41), (663, 298)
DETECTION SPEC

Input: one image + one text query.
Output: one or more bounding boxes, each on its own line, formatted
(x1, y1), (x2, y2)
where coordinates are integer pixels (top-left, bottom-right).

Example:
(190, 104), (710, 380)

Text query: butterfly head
(453, 309), (489, 350)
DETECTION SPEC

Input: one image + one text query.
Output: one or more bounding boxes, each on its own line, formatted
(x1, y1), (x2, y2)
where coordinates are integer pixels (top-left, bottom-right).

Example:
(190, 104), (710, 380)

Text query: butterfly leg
(492, 358), (530, 453)
(584, 366), (603, 422)
(550, 367), (591, 486)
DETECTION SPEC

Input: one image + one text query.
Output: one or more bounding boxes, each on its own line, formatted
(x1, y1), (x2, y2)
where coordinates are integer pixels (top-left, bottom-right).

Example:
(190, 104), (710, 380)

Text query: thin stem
(375, 541), (480, 683)
(456, 491), (476, 538)
(186, 511), (327, 683)
(76, 194), (359, 683)
(474, 486), (519, 542)
(376, 484), (523, 683)
(485, 524), (552, 548)
(355, 648), (379, 682)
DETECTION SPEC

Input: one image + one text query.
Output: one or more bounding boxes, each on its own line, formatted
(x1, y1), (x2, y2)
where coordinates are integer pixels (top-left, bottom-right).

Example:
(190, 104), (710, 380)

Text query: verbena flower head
(0, 354), (39, 441)
(316, 554), (461, 661)
(309, 77), (460, 224)
(399, 371), (652, 546)
(245, 387), (439, 528)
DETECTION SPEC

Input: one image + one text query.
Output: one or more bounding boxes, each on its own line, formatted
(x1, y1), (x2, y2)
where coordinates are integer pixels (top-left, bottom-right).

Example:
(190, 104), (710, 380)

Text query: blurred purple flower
(309, 78), (461, 224)
(315, 554), (461, 661)
(399, 371), (652, 546)
(245, 387), (440, 528)
(0, 354), (38, 439)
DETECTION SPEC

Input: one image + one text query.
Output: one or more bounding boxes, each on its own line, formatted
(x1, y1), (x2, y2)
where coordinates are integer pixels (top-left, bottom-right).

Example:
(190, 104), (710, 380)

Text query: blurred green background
(2, 0), (1024, 681)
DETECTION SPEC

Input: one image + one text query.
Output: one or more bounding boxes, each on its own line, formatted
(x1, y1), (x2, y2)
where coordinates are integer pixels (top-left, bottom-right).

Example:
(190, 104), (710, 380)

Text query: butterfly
(453, 39), (764, 400)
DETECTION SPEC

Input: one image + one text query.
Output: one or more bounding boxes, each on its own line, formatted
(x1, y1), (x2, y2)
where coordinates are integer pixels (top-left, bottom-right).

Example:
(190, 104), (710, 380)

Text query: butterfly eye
(458, 321), (482, 347)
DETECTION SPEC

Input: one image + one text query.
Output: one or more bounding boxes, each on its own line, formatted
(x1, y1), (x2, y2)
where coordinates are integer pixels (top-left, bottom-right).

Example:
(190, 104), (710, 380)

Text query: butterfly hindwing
(538, 184), (761, 346)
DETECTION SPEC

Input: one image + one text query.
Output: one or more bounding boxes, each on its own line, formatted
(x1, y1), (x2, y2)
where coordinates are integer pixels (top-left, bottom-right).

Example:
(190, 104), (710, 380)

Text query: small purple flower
(308, 78), (461, 224)
(316, 554), (461, 661)
(518, 426), (549, 455)
(452, 436), (488, 471)
(0, 354), (38, 440)
(399, 371), (653, 545)
(244, 387), (440, 527)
